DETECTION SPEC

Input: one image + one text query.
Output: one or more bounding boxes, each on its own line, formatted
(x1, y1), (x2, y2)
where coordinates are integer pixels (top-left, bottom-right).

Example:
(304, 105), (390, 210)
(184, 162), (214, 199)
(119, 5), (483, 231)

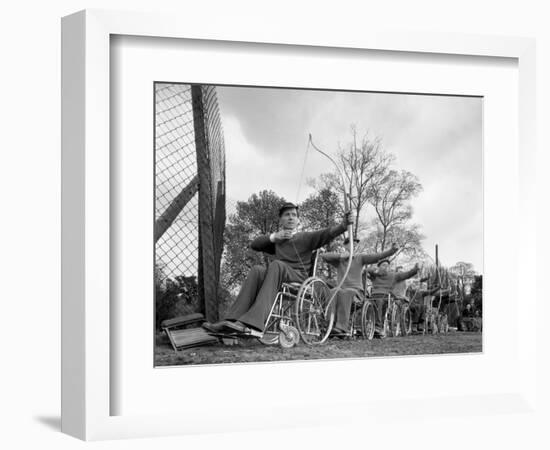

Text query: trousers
(409, 303), (426, 324)
(371, 293), (389, 332)
(225, 260), (305, 331)
(331, 288), (361, 332)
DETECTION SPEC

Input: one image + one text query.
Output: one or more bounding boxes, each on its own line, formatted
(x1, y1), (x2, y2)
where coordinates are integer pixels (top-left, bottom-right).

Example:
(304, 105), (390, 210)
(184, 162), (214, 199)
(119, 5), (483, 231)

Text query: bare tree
(449, 261), (478, 300)
(339, 127), (394, 238)
(308, 127), (393, 238)
(365, 222), (426, 264)
(369, 169), (423, 250)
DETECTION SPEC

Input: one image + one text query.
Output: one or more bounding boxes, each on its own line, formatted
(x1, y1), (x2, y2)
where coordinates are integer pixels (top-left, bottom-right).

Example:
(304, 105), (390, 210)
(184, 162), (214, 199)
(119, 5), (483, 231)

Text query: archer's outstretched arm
(395, 264), (419, 282)
(304, 211), (354, 249)
(321, 252), (342, 267)
(360, 243), (399, 265)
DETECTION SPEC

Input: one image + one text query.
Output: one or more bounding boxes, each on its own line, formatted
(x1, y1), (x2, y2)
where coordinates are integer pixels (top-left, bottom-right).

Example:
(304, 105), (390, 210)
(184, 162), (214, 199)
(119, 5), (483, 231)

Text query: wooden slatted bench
(161, 313), (219, 351)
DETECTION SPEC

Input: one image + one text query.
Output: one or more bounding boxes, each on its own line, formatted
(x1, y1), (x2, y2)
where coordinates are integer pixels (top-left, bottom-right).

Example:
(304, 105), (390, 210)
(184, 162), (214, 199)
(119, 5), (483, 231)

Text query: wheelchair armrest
(281, 282), (302, 295)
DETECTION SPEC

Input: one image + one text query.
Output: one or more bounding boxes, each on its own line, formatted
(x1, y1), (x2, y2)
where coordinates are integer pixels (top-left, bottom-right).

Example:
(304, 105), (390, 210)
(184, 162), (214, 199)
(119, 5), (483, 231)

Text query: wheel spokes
(296, 278), (332, 344)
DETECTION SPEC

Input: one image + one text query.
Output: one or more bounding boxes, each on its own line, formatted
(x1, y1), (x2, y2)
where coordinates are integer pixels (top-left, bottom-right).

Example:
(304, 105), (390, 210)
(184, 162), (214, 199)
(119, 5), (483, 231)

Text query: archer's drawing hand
(342, 211), (354, 227)
(391, 242), (399, 251)
(271, 230), (293, 243)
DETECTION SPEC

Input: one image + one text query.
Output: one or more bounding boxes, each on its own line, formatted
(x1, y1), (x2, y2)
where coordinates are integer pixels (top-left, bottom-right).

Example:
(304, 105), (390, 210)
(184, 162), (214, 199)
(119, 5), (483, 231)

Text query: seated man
(408, 277), (441, 333)
(322, 240), (398, 336)
(203, 202), (353, 336)
(472, 309), (483, 331)
(367, 260), (419, 337)
(459, 303), (475, 331)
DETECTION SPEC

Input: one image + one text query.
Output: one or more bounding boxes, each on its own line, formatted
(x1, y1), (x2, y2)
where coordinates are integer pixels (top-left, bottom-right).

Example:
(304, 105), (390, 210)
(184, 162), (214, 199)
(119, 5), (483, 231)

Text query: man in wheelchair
(367, 260), (419, 338)
(202, 202), (354, 337)
(322, 240), (398, 336)
(408, 278), (441, 333)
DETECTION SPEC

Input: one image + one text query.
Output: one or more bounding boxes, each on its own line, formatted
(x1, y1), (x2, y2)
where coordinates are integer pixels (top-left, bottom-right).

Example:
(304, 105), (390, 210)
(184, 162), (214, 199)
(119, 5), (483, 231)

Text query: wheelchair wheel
(389, 302), (401, 337)
(296, 277), (334, 345)
(425, 310), (436, 334)
(350, 309), (361, 338)
(431, 313), (439, 334)
(401, 305), (412, 336)
(348, 296), (364, 339)
(259, 312), (282, 345)
(438, 314), (449, 334)
(258, 332), (279, 346)
(279, 325), (299, 348)
(361, 301), (376, 340)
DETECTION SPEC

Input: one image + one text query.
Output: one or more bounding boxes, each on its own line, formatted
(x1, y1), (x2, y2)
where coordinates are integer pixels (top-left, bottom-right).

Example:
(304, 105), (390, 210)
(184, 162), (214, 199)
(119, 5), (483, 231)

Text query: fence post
(192, 85), (219, 322)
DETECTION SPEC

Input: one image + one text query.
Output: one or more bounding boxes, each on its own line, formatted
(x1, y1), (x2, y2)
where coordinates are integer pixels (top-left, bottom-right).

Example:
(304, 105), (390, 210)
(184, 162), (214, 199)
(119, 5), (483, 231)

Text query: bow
(308, 134), (354, 318)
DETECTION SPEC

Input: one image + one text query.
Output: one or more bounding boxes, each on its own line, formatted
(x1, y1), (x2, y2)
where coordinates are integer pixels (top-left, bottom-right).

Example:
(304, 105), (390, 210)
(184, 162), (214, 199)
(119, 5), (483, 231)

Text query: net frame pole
(192, 85), (219, 322)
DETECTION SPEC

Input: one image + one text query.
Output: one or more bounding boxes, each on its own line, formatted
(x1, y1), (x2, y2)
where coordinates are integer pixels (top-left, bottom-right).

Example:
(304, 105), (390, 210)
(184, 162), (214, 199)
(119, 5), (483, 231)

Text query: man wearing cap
(203, 202), (354, 335)
(367, 260), (419, 337)
(322, 240), (398, 336)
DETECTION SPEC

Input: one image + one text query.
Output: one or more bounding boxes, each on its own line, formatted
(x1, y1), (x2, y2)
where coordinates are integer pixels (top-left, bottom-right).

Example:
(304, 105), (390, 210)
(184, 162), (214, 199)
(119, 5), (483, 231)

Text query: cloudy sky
(216, 86), (483, 272)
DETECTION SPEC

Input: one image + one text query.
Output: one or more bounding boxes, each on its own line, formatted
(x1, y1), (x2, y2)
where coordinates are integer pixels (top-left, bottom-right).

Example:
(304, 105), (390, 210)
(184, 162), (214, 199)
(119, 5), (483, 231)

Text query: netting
(155, 84), (198, 279)
(155, 83), (226, 321)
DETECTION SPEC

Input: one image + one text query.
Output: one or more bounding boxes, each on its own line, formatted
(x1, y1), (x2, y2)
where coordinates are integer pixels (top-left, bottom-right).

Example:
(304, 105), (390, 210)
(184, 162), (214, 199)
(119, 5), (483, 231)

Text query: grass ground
(154, 330), (482, 367)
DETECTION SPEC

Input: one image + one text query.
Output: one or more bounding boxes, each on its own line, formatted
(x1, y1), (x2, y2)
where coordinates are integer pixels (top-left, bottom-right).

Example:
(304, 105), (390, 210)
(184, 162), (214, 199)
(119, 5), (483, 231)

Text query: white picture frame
(61, 9), (537, 441)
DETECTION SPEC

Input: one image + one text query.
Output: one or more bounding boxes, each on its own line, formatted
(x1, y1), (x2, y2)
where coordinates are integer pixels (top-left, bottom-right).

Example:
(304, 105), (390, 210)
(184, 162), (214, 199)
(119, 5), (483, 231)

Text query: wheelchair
(392, 297), (413, 337)
(423, 294), (449, 335)
(311, 270), (377, 341)
(367, 292), (412, 338)
(258, 251), (334, 348)
(323, 291), (377, 341)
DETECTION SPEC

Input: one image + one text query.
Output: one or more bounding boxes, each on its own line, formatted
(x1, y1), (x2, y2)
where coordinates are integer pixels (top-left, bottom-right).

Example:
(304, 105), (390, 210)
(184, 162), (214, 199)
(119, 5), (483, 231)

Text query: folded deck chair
(161, 313), (219, 351)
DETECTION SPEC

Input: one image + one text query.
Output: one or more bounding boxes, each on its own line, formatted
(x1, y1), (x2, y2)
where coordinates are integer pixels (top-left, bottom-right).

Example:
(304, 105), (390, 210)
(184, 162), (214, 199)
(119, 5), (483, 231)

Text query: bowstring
(295, 138), (310, 204)
(308, 133), (354, 317)
(290, 137), (313, 277)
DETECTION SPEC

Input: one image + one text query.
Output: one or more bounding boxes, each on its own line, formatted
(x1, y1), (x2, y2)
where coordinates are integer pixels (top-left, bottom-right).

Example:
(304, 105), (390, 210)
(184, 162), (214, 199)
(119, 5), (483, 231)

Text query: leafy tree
(299, 188), (343, 231)
(238, 191), (286, 234)
(299, 188), (345, 282)
(221, 190), (287, 294)
(470, 275), (483, 314)
(155, 272), (199, 330)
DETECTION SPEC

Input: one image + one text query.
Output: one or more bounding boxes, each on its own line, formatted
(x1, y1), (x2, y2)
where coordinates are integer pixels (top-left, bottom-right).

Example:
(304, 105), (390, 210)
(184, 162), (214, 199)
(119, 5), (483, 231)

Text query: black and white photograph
(4, 0), (547, 447)
(154, 83), (483, 366)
